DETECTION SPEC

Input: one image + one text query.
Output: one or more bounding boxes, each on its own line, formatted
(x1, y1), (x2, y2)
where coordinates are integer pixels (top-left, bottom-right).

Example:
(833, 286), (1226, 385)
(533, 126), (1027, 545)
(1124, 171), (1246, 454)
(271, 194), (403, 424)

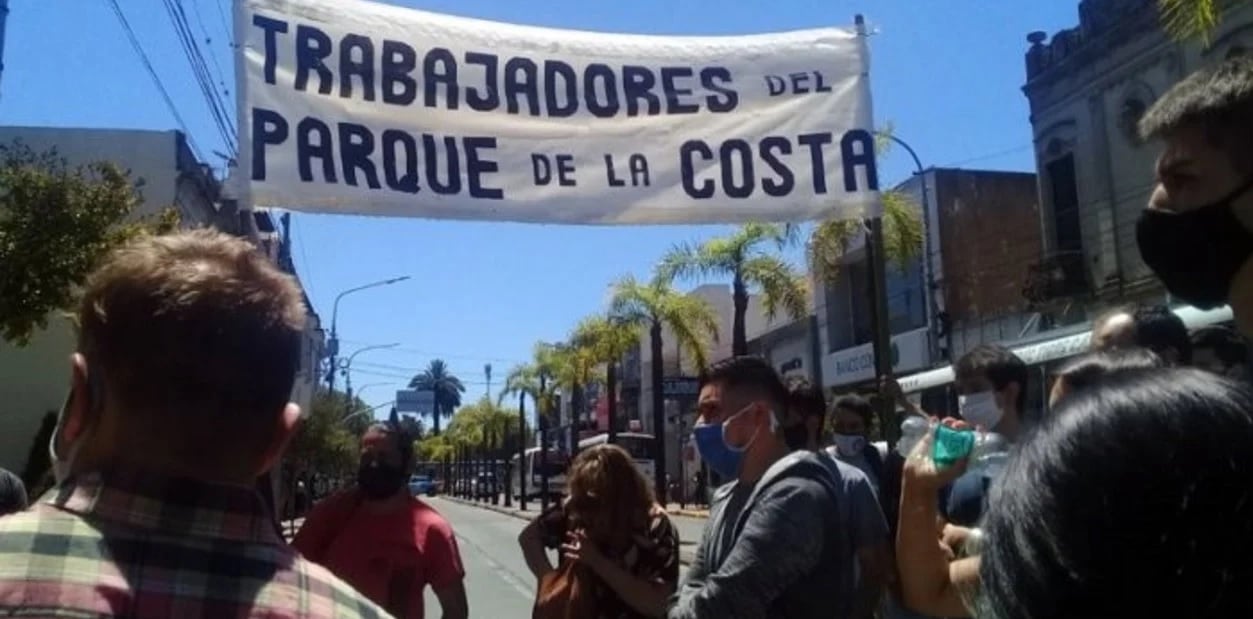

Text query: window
(886, 258), (927, 334)
(1046, 154), (1082, 254)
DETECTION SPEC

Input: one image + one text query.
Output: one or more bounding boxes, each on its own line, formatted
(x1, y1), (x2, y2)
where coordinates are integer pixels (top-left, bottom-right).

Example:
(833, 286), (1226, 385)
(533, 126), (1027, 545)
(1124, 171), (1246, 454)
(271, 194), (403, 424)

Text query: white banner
(236, 0), (879, 224)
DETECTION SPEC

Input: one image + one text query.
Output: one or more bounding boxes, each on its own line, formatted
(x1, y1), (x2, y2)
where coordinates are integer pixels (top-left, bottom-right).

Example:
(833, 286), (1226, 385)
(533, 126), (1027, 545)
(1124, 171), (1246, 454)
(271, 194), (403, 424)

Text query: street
(423, 497), (700, 617)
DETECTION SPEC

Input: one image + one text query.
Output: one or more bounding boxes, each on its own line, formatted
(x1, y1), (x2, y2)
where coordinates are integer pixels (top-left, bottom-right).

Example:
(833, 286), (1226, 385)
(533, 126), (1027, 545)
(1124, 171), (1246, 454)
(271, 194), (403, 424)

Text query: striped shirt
(0, 466), (391, 619)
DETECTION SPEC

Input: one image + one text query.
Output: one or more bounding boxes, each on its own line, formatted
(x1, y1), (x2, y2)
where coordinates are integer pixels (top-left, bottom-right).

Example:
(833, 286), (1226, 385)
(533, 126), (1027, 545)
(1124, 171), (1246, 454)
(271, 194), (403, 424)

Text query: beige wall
(0, 127), (219, 475)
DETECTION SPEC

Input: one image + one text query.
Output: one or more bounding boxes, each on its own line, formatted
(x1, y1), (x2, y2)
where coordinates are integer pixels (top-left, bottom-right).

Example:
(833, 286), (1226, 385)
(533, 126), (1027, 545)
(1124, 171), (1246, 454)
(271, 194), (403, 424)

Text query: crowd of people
(3, 53), (1253, 619)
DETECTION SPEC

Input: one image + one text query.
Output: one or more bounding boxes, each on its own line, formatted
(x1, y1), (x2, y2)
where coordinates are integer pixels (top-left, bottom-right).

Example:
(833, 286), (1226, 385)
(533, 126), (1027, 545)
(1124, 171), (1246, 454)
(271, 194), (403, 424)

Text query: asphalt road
(425, 497), (697, 617)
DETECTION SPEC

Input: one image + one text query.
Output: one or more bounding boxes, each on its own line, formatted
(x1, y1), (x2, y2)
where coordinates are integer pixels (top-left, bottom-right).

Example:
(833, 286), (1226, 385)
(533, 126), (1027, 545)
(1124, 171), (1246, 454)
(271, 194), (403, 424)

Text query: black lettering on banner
(295, 25), (333, 94)
(296, 117), (336, 182)
(532, 154), (553, 185)
(556, 155), (576, 186)
(700, 68), (738, 112)
(338, 122), (381, 189)
(340, 34), (376, 101)
(544, 60), (578, 118)
(584, 63), (620, 118)
(605, 154), (625, 187)
(504, 57), (540, 116)
(252, 15), (287, 85)
(759, 136), (794, 197)
(765, 75), (786, 97)
(798, 132), (832, 194)
(660, 67), (699, 115)
(815, 71), (833, 92)
(629, 155), (650, 186)
(788, 71), (810, 94)
(423, 48), (459, 109)
(465, 52), (500, 111)
(423, 135), (461, 195)
(622, 65), (660, 116)
(720, 139), (754, 199)
(464, 137), (503, 199)
(381, 129), (420, 193)
(680, 140), (715, 199)
(840, 129), (879, 191)
(251, 108), (288, 181)
(381, 40), (417, 106)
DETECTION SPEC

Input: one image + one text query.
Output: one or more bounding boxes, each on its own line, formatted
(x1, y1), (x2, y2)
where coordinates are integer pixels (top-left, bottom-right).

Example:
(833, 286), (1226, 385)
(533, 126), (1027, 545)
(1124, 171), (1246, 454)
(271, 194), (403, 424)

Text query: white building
(0, 126), (322, 481)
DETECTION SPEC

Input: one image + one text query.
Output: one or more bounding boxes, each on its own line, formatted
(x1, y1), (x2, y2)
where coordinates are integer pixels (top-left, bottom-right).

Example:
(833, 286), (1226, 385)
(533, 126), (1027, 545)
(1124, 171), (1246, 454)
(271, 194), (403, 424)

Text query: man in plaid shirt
(0, 230), (390, 618)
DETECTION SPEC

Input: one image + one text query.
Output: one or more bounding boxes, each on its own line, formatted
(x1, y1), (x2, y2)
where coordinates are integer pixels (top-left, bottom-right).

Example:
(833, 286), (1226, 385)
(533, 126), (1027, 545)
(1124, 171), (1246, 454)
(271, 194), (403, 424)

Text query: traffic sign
(662, 377), (700, 398)
(395, 389), (435, 414)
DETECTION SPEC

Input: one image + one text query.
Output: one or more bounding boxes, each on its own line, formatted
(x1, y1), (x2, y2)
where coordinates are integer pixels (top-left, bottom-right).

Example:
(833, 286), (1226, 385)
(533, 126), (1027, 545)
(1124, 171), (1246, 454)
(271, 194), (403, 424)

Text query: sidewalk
(437, 495), (702, 565)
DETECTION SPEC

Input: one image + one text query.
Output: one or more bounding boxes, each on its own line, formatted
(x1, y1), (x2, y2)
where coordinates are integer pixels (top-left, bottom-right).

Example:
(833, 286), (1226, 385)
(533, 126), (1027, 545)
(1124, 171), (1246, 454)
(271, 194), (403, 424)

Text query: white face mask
(832, 433), (867, 458)
(48, 393), (88, 485)
(958, 390), (1004, 430)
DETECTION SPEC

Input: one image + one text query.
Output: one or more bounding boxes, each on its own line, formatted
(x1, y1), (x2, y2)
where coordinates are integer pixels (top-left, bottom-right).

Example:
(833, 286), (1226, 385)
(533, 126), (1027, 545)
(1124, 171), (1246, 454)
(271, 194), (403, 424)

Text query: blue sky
(3, 0), (1078, 419)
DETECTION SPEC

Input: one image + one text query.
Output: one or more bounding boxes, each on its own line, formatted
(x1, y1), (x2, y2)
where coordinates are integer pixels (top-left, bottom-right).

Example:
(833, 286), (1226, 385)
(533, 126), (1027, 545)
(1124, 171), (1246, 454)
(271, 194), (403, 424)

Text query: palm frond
(656, 241), (705, 284)
(608, 275), (655, 325)
(742, 255), (809, 322)
(807, 218), (864, 283)
(874, 122), (896, 157)
(1158, 0), (1223, 43)
(660, 293), (720, 370)
(881, 190), (925, 271)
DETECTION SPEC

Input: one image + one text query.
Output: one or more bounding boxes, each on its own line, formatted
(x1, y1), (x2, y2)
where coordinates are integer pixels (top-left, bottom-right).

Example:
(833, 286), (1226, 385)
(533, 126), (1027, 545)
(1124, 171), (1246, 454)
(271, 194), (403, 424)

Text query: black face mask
(1137, 178), (1253, 308)
(783, 423), (811, 451)
(357, 459), (407, 500)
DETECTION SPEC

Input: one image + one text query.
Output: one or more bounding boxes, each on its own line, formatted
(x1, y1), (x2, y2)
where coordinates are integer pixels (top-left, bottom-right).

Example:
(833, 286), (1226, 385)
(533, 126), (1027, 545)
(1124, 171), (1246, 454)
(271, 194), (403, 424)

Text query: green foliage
(1158, 0), (1227, 43)
(409, 359), (466, 435)
(658, 223), (807, 354)
(0, 140), (179, 345)
(446, 397), (527, 448)
(285, 389), (363, 478)
(609, 274), (719, 370)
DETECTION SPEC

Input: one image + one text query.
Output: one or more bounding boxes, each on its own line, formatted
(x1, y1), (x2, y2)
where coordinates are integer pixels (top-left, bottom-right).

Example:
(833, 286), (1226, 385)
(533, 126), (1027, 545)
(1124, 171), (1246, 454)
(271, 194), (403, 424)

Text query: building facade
(816, 168), (1040, 393)
(1020, 0), (1253, 317)
(0, 127), (323, 480)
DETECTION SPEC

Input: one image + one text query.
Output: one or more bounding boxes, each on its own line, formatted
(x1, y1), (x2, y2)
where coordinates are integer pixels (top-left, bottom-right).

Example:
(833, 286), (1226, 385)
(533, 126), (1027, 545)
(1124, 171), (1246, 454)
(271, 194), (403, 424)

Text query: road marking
(447, 509), (536, 600)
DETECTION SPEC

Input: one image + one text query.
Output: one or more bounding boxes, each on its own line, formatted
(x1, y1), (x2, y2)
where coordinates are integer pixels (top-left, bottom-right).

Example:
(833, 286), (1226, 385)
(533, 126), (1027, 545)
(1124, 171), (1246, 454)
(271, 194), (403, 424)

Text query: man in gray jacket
(668, 357), (887, 619)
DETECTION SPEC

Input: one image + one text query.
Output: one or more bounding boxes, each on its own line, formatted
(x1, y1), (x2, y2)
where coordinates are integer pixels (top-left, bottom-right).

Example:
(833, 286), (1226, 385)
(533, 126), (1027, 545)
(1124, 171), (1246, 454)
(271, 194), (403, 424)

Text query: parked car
(408, 475), (436, 496)
(473, 473), (500, 499)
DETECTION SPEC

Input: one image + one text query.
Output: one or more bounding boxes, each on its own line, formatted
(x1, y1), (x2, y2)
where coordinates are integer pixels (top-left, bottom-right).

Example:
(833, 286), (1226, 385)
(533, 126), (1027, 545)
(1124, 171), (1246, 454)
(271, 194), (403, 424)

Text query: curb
(436, 495), (698, 565)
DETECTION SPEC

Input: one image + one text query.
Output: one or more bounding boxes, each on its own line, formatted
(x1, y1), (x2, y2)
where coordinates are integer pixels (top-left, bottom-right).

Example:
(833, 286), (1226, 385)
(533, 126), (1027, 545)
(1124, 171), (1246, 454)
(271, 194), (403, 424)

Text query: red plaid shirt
(0, 466), (391, 618)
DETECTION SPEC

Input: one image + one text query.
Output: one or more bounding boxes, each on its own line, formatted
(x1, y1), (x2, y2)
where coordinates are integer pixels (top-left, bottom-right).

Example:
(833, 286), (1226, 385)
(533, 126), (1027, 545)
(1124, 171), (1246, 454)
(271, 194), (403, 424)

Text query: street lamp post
(326, 276), (410, 393)
(341, 343), (399, 417)
(515, 390), (527, 511)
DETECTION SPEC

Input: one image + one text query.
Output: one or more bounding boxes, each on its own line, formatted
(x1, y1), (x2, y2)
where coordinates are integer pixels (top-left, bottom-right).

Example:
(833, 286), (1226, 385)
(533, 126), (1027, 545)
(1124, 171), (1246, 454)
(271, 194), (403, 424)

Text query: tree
(659, 223), (808, 356)
(569, 314), (638, 440)
(806, 131), (925, 287)
(0, 141), (178, 345)
(609, 274), (719, 498)
(409, 359), (465, 435)
(1158, 0), (1247, 43)
(286, 389), (362, 480)
(546, 339), (599, 443)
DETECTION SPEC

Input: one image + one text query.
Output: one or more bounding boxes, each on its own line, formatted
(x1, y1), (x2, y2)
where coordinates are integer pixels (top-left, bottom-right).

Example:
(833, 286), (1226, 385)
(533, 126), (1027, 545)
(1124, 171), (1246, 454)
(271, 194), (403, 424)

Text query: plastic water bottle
(968, 431), (1011, 478)
(895, 416), (931, 457)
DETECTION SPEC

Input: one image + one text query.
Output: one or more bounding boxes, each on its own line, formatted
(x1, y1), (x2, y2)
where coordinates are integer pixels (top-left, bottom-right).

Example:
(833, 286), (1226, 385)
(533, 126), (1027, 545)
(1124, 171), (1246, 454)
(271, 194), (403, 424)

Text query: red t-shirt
(293, 491), (464, 619)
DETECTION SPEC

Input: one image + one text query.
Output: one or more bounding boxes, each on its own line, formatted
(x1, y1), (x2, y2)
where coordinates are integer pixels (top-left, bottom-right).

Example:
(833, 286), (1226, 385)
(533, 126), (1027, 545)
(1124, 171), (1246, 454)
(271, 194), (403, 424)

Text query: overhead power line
(164, 0), (237, 155)
(107, 0), (206, 162)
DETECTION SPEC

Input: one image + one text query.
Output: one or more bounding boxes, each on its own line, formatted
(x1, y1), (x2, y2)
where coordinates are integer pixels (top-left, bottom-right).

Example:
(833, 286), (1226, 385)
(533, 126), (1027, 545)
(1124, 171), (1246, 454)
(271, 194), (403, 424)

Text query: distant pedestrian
(0, 230), (386, 618)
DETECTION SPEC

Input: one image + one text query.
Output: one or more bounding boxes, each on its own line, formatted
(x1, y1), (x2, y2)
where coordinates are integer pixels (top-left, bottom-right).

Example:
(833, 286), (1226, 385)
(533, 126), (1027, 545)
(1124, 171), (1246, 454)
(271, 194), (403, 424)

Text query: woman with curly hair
(520, 443), (680, 618)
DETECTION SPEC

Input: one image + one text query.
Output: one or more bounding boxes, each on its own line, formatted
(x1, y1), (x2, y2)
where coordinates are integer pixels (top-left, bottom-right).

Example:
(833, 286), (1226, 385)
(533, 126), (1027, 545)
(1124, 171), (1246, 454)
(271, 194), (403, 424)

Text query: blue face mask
(693, 404), (774, 479)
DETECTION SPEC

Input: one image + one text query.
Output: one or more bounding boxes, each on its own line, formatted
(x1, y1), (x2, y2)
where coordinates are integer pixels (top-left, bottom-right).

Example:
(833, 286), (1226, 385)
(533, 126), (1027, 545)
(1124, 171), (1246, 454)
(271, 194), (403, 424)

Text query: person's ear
(60, 354), (95, 448)
(257, 403), (302, 474)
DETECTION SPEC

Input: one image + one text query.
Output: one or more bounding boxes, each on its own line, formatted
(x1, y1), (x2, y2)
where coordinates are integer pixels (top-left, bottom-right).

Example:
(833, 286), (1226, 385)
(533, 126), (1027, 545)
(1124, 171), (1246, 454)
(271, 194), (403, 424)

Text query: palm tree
(1158, 0), (1245, 43)
(409, 359), (465, 435)
(658, 223), (809, 356)
(609, 274), (719, 498)
(570, 314), (638, 442)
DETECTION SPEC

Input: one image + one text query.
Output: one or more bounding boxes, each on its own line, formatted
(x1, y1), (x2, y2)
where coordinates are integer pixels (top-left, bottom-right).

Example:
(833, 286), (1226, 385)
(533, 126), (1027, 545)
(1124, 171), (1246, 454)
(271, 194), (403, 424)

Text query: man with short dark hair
(784, 376), (827, 452)
(1137, 57), (1253, 336)
(0, 230), (386, 617)
(945, 344), (1028, 527)
(670, 357), (886, 619)
(1132, 304), (1193, 365)
(1091, 305), (1138, 352)
(295, 415), (468, 619)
